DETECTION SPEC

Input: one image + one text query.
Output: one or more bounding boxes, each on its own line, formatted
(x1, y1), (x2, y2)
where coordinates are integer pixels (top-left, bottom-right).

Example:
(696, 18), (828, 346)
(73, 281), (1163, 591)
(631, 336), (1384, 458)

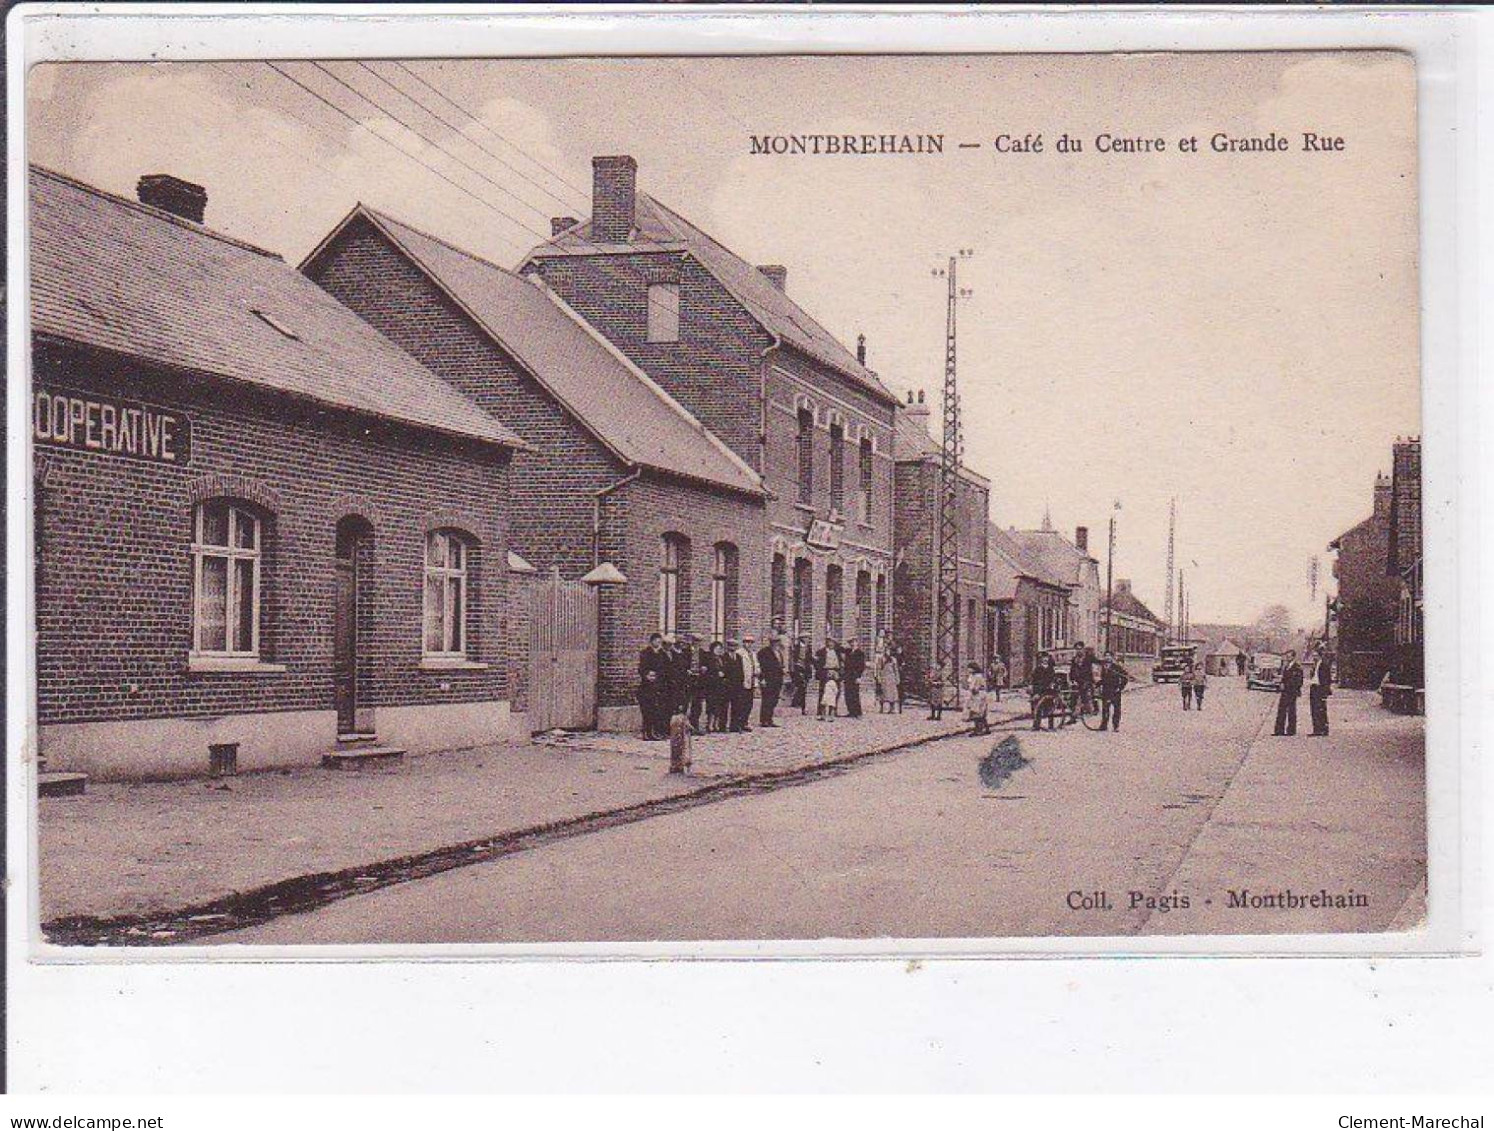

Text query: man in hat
(843, 637), (868, 718)
(637, 632), (669, 740)
(728, 634), (759, 732)
(757, 631), (786, 728)
(1097, 651), (1130, 732)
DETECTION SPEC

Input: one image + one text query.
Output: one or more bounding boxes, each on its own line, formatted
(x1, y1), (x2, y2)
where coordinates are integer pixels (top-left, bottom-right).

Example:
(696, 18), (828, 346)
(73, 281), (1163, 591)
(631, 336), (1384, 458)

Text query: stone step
(321, 746), (405, 770)
(39, 771), (88, 797)
(336, 732), (381, 747)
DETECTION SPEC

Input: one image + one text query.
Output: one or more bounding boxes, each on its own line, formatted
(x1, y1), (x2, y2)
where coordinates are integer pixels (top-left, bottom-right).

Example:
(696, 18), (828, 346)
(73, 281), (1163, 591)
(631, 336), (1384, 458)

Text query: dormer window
(647, 282), (680, 342)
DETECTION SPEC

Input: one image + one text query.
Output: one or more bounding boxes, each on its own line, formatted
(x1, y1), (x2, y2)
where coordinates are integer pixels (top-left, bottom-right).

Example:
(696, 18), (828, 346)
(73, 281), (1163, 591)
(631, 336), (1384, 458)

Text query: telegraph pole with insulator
(931, 250), (973, 703)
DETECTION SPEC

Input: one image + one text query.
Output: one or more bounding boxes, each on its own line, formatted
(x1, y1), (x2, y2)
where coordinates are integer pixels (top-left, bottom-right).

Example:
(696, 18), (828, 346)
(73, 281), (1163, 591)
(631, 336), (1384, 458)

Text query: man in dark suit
(637, 633), (670, 740)
(1309, 649), (1334, 736)
(757, 633), (786, 728)
(1274, 649), (1304, 736)
(843, 638), (868, 718)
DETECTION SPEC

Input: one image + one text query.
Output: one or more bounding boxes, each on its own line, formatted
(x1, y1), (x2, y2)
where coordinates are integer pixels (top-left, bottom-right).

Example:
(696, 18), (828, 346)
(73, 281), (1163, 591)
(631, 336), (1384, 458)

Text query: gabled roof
(308, 206), (763, 500)
(1010, 528), (1097, 588)
(29, 166), (521, 451)
(1103, 586), (1163, 625)
(988, 523), (1069, 600)
(1210, 639), (1244, 656)
(892, 408), (991, 488)
(527, 192), (899, 407)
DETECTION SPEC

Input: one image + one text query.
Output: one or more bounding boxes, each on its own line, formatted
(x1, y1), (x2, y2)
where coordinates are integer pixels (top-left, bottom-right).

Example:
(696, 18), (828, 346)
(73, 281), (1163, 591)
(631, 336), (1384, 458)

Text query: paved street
(38, 703), (972, 927)
(219, 680), (1425, 944)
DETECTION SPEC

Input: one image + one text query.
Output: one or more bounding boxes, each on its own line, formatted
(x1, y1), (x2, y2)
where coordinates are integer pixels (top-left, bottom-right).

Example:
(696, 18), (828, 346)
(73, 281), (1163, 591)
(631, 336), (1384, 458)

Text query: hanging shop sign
(33, 386), (192, 467)
(806, 518), (841, 551)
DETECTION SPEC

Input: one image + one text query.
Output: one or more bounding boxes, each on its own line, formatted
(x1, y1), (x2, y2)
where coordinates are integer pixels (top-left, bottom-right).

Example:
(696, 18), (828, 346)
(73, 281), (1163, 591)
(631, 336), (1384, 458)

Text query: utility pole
(1178, 569), (1186, 645)
(932, 250), (972, 703)
(1104, 501), (1119, 654)
(1163, 497), (1176, 644)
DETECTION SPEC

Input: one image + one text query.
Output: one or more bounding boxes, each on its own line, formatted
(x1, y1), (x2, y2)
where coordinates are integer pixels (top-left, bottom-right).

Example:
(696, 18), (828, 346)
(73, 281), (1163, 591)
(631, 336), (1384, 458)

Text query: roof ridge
(531, 281), (764, 494)
(361, 204), (518, 278)
(31, 164), (282, 260)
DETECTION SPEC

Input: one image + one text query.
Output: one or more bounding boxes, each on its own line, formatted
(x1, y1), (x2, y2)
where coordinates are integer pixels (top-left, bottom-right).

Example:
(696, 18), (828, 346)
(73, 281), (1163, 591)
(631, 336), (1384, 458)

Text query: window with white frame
(711, 542), (738, 642)
(646, 282), (680, 343)
(193, 500), (262, 656)
(423, 530), (469, 657)
(659, 533), (686, 634)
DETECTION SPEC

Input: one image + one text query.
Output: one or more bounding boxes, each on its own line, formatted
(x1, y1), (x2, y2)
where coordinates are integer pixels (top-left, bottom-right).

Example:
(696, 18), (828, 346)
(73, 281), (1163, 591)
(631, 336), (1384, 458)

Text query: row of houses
(31, 157), (1165, 780)
(1328, 437), (1424, 710)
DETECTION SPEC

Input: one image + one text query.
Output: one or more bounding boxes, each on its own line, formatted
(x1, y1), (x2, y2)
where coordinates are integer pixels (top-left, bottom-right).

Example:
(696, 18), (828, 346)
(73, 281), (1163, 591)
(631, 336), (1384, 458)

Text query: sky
(26, 52), (1420, 626)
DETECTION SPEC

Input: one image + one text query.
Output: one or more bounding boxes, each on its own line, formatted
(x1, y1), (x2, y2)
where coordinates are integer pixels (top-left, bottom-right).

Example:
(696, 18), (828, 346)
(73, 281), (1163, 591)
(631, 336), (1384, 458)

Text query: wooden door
(333, 555), (357, 733)
(529, 574), (598, 732)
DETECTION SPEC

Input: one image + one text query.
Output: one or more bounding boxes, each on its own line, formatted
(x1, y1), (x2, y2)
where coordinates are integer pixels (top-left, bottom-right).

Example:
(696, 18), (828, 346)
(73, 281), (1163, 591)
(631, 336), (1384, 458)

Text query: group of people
(1272, 648), (1334, 737)
(1027, 643), (1131, 732)
(638, 631), (903, 740)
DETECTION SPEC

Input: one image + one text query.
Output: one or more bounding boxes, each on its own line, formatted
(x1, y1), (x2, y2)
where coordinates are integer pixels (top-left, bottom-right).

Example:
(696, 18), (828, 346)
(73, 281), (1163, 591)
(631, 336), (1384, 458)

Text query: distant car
(1247, 652), (1284, 691)
(1152, 645), (1197, 683)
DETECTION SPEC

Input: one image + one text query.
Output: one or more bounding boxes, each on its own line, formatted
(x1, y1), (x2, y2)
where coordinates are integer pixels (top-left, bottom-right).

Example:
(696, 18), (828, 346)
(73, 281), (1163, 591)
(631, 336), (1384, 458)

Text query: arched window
(792, 557), (813, 639)
(769, 552), (788, 634)
(192, 499), (262, 657)
(858, 436), (874, 523)
(424, 529), (470, 657)
(797, 406), (814, 505)
(711, 542), (739, 642)
(828, 419), (846, 513)
(659, 533), (689, 635)
(855, 569), (872, 646)
(825, 564), (844, 641)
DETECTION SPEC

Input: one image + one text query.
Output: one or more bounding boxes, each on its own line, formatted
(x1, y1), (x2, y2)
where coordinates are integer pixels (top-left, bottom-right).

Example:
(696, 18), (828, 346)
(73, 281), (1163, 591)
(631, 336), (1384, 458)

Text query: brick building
(986, 524), (1071, 686)
(1101, 580), (1165, 664)
(302, 205), (767, 731)
(1010, 523), (1102, 652)
(1386, 437), (1423, 701)
(30, 167), (524, 779)
(891, 391), (990, 697)
(1328, 472), (1399, 688)
(523, 156), (902, 653)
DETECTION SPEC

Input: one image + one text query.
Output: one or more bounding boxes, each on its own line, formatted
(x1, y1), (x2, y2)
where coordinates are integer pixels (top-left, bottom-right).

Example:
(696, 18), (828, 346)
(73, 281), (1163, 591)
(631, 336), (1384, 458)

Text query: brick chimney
(856, 334), (867, 365)
(592, 156), (637, 243)
(1075, 526), (1089, 554)
(904, 389), (930, 428)
(136, 174), (207, 223)
(1115, 578), (1132, 595)
(1373, 470), (1392, 520)
(757, 264), (787, 291)
(550, 216), (579, 236)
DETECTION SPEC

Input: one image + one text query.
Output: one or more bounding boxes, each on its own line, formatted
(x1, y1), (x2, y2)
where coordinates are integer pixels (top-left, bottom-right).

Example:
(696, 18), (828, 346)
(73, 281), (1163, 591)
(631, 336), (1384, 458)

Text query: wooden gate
(528, 572), (598, 732)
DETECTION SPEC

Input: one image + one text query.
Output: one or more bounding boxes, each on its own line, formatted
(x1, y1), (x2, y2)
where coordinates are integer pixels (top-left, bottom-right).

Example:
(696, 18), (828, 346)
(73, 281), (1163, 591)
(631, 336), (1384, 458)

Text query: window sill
(793, 502), (818, 515)
(186, 657), (287, 674)
(420, 657), (490, 671)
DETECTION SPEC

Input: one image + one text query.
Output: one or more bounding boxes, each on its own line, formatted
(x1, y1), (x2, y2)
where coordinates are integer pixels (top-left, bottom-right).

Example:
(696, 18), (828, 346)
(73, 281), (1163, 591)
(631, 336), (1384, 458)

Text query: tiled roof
(339, 207), (763, 499)
(1010, 529), (1095, 588)
(988, 523), (1069, 599)
(1103, 586), (1163, 625)
(530, 193), (900, 406)
(29, 166), (521, 450)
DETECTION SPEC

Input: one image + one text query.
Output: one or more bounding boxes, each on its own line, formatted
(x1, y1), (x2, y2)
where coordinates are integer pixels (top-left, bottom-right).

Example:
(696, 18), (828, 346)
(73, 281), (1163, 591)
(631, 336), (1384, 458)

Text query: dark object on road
(668, 712), (692, 774)
(979, 736), (1031, 791)
(1152, 644), (1197, 683)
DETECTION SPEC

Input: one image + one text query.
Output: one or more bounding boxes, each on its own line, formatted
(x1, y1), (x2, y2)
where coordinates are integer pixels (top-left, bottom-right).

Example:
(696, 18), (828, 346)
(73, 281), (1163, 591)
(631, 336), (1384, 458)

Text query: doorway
(334, 517), (372, 735)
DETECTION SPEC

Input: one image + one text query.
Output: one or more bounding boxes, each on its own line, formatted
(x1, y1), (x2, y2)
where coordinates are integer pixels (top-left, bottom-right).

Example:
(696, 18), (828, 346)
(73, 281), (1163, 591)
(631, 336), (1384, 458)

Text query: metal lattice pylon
(1163, 497), (1176, 643)
(935, 255), (962, 689)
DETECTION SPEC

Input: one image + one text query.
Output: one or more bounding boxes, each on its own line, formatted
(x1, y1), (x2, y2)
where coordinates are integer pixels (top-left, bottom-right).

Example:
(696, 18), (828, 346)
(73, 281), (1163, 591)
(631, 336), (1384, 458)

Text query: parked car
(1247, 652), (1284, 691)
(1151, 644), (1197, 683)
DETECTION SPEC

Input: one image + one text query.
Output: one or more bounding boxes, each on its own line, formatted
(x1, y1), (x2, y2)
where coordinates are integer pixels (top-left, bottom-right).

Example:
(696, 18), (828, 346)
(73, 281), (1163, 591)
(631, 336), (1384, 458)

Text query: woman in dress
(817, 642), (843, 720)
(966, 663), (991, 735)
(879, 649), (902, 714)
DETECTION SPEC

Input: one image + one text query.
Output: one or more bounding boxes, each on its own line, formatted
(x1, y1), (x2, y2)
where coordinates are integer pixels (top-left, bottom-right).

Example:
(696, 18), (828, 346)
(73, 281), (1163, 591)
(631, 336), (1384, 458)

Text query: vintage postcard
(22, 49), (1430, 950)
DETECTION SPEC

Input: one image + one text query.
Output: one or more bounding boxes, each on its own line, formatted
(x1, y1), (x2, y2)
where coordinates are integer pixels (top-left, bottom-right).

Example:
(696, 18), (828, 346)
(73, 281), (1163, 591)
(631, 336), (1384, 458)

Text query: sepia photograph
(23, 49), (1428, 949)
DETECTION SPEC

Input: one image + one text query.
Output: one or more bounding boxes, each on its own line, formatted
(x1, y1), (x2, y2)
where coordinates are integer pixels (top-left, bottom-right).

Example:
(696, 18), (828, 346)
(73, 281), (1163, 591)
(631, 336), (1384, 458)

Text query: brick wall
(306, 218), (626, 583)
(598, 471), (767, 709)
(33, 341), (512, 729)
(1333, 512), (1399, 689)
(525, 251), (771, 469)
